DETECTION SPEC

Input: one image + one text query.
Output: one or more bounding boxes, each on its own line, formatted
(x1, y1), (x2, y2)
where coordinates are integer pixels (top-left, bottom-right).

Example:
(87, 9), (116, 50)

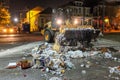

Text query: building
(25, 6), (44, 32)
(0, 0), (9, 9)
(38, 7), (52, 29)
(59, 0), (92, 24)
(61, 0), (91, 17)
(25, 0), (93, 32)
(93, 1), (120, 31)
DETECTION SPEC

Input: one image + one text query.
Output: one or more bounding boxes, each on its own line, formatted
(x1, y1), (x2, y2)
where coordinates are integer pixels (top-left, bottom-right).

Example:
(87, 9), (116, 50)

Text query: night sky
(9, 0), (117, 20)
(9, 0), (100, 11)
(9, 0), (73, 19)
(9, 0), (74, 10)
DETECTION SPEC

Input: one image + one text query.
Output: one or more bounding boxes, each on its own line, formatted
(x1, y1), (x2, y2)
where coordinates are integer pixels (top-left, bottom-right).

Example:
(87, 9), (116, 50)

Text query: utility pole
(29, 8), (30, 24)
(28, 7), (31, 32)
(83, 3), (85, 25)
(20, 13), (22, 22)
(102, 0), (105, 33)
(97, 6), (100, 29)
(25, 6), (31, 24)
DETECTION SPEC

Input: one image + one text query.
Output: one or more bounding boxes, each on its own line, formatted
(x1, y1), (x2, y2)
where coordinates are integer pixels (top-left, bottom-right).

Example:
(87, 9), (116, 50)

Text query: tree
(0, 5), (11, 25)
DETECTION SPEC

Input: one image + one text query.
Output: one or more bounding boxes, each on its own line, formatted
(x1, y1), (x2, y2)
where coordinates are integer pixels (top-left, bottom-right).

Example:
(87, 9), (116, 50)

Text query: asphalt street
(0, 33), (43, 50)
(0, 38), (119, 80)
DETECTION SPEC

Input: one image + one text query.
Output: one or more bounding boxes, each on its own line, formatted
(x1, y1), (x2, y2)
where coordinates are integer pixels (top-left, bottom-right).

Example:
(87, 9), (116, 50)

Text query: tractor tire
(44, 30), (52, 43)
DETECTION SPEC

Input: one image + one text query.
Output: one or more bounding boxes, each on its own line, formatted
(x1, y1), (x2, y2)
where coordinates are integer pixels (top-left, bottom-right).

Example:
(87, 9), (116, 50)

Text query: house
(38, 0), (93, 31)
(60, 0), (91, 17)
(26, 6), (44, 32)
(24, 7), (52, 32)
(38, 7), (52, 29)
(59, 0), (92, 24)
(25, 0), (93, 32)
(93, 1), (120, 31)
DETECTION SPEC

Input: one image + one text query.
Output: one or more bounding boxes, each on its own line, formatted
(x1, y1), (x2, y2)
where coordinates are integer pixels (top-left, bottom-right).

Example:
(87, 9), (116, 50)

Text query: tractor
(40, 8), (100, 47)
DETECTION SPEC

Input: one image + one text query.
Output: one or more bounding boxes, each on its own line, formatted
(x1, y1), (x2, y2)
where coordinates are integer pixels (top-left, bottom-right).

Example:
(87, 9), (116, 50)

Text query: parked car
(2, 27), (18, 34)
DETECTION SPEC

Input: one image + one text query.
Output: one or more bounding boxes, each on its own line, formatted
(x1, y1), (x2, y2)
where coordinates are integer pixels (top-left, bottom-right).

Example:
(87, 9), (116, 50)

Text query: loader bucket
(63, 28), (95, 46)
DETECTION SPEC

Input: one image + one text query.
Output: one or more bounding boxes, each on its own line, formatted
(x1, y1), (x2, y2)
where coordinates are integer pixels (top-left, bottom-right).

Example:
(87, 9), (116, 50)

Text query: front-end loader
(40, 8), (100, 47)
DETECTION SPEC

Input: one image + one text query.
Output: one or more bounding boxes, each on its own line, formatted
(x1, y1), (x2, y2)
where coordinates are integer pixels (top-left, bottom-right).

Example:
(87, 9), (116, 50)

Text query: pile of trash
(31, 43), (75, 75)
(29, 42), (119, 75)
(54, 31), (95, 47)
(109, 66), (120, 74)
(5, 40), (120, 79)
(108, 66), (120, 80)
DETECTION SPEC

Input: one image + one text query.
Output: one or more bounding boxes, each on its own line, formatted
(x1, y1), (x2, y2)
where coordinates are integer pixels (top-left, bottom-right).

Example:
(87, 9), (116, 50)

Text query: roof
(31, 6), (44, 11)
(98, 0), (120, 6)
(59, 0), (84, 8)
(40, 7), (52, 14)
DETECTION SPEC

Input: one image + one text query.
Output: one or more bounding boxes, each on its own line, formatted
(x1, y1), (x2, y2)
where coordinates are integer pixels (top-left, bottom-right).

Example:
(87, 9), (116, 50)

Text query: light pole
(102, 0), (105, 33)
(83, 4), (85, 25)
(29, 8), (30, 24)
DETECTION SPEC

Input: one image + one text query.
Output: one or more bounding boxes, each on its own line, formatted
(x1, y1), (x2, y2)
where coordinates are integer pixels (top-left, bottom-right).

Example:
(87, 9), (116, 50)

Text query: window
(79, 8), (81, 14)
(85, 8), (90, 16)
(74, 1), (83, 6)
(41, 18), (44, 26)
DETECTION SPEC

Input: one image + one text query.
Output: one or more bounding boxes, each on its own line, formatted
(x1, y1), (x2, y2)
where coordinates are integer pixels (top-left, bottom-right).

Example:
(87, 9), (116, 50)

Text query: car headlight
(3, 29), (7, 33)
(73, 19), (78, 25)
(9, 29), (14, 33)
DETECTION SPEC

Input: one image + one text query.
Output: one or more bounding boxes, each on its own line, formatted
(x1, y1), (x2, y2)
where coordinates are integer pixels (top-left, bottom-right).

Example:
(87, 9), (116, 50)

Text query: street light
(104, 18), (109, 23)
(14, 17), (18, 23)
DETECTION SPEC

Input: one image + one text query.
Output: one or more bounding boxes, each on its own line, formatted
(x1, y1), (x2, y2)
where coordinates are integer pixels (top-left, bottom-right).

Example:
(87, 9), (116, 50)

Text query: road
(103, 33), (120, 42)
(0, 33), (120, 80)
(0, 33), (44, 50)
(0, 38), (119, 80)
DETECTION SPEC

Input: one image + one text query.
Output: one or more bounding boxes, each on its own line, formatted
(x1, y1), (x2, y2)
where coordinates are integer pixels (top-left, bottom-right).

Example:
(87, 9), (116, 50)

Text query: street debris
(49, 77), (62, 80)
(4, 39), (120, 79)
(17, 59), (32, 69)
(6, 58), (32, 69)
(109, 66), (120, 74)
(28, 41), (119, 77)
(104, 52), (112, 58)
(81, 70), (87, 74)
(6, 62), (17, 69)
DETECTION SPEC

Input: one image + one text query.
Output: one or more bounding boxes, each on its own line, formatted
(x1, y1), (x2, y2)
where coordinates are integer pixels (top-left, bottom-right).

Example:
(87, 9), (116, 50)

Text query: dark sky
(9, 0), (74, 20)
(9, 0), (73, 9)
(9, 0), (100, 11)
(10, 0), (117, 20)
(9, 0), (119, 15)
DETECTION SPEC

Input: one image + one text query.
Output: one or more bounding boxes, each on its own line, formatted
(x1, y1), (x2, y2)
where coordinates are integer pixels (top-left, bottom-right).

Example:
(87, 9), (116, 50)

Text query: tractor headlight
(3, 29), (7, 33)
(56, 19), (63, 25)
(73, 19), (78, 25)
